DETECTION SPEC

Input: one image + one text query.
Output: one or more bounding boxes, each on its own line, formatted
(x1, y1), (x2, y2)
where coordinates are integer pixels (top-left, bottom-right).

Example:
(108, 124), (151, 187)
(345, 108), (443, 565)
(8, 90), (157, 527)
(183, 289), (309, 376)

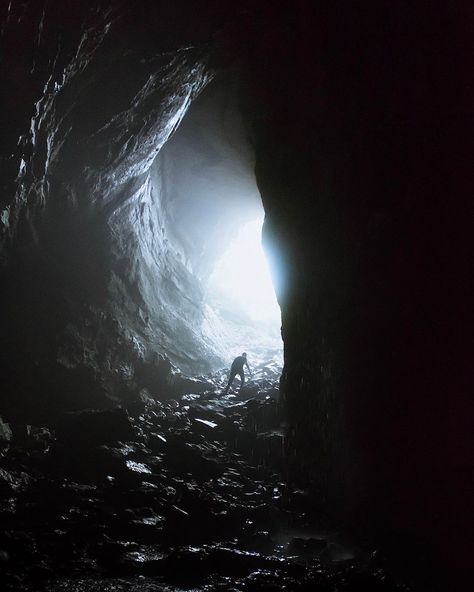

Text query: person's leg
(239, 371), (245, 390)
(224, 371), (236, 393)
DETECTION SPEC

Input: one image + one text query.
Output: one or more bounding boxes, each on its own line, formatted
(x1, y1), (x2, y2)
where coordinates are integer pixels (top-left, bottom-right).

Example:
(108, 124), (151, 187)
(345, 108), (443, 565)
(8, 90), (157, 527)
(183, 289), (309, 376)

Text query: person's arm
(245, 360), (251, 375)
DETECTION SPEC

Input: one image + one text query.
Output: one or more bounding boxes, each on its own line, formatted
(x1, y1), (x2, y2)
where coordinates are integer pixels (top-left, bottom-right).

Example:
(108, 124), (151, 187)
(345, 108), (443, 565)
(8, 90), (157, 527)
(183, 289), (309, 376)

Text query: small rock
(194, 418), (218, 429)
(0, 467), (31, 493)
(0, 416), (13, 443)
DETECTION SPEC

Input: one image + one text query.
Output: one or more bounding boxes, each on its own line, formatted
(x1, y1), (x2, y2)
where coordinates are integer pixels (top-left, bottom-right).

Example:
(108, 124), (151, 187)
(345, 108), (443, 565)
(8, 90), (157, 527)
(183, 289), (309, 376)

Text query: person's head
(242, 352), (247, 358)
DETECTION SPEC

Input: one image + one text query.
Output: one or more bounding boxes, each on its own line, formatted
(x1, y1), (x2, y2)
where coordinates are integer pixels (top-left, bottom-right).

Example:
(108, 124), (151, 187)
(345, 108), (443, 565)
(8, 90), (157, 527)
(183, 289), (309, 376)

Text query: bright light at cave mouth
(209, 216), (281, 325)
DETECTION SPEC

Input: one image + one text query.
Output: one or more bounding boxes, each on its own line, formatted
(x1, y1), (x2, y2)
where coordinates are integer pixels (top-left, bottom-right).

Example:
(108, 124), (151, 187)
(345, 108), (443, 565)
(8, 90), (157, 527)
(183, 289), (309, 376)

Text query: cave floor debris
(0, 362), (405, 591)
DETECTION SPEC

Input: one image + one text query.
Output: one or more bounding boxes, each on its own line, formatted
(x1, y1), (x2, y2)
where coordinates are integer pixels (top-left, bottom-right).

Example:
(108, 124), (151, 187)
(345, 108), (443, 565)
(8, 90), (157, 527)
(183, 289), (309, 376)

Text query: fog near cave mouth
(152, 74), (283, 372)
(206, 216), (283, 367)
(209, 217), (280, 324)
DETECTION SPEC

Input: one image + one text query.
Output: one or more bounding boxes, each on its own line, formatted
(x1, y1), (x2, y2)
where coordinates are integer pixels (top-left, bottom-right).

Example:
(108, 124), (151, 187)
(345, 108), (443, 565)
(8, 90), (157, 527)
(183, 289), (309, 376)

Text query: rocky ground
(0, 361), (407, 591)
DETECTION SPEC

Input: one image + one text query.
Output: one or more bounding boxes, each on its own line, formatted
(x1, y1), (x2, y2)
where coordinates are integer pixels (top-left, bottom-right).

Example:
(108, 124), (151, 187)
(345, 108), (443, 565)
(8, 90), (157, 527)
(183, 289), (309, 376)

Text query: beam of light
(208, 216), (281, 324)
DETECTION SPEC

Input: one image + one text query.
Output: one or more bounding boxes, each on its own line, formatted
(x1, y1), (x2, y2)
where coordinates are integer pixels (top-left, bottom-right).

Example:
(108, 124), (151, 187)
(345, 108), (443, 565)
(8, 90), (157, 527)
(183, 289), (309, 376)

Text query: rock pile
(0, 363), (405, 591)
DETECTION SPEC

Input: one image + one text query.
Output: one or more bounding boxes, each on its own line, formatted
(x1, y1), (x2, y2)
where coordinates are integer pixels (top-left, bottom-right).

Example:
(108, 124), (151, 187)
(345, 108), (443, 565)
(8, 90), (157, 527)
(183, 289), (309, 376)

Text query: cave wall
(241, 2), (472, 589)
(0, 1), (258, 420)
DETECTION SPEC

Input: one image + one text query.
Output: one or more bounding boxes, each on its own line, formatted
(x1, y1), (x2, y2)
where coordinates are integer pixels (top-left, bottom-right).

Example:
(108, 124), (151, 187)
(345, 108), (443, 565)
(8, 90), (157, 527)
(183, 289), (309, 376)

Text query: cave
(0, 2), (471, 591)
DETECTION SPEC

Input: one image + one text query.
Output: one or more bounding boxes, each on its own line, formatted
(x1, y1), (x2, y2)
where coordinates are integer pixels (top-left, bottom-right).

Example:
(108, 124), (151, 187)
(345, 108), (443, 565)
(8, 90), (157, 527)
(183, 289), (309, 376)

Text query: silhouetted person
(223, 352), (251, 393)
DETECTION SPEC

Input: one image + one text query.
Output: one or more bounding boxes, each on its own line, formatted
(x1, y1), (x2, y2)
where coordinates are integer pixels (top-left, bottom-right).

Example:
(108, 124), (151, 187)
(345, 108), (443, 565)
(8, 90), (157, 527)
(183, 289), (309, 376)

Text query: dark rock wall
(242, 2), (472, 589)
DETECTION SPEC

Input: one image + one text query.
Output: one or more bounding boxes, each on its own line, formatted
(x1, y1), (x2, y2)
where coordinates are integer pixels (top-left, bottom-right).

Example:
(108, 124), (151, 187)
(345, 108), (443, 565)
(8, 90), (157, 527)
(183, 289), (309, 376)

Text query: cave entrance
(159, 75), (282, 371)
(207, 214), (282, 365)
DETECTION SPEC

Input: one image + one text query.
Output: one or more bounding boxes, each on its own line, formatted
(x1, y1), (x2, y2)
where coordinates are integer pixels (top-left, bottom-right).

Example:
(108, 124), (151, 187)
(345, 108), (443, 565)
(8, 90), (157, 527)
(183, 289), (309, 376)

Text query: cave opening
(207, 215), (282, 364)
(151, 74), (283, 375)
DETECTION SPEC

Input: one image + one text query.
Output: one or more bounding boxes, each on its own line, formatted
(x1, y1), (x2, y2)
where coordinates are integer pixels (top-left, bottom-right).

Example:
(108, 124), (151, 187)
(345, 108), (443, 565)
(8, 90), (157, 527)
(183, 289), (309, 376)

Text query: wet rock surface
(0, 364), (406, 591)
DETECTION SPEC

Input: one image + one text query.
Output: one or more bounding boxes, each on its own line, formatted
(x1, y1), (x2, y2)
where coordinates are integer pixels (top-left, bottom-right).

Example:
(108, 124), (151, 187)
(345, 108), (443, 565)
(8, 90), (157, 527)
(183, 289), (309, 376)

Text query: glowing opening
(208, 216), (281, 325)
(160, 75), (283, 368)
